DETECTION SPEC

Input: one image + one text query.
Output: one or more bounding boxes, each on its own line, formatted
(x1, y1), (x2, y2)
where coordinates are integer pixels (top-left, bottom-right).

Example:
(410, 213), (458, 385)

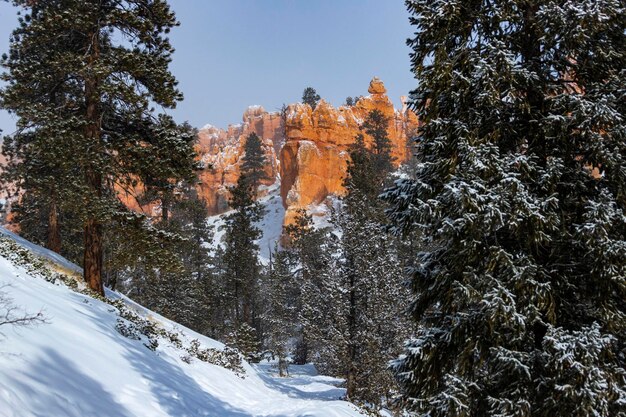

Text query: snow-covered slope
(208, 181), (286, 264)
(207, 180), (337, 264)
(0, 227), (362, 417)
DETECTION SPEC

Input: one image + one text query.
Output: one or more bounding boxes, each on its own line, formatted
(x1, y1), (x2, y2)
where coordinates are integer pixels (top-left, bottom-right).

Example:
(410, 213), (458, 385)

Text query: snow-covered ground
(0, 227), (363, 417)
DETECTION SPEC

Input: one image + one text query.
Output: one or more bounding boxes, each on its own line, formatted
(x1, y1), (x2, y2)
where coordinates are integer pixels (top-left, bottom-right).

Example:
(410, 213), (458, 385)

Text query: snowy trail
(0, 228), (362, 417)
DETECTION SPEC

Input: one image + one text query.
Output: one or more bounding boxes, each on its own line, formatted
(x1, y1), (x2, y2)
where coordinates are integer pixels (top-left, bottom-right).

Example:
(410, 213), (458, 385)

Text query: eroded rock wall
(193, 78), (418, 223)
(279, 77), (418, 224)
(195, 106), (280, 215)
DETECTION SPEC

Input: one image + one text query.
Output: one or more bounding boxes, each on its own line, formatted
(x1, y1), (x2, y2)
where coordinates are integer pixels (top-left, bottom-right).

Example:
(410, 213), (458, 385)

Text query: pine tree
(240, 132), (268, 196)
(0, 0), (195, 295)
(362, 109), (395, 177)
(154, 187), (215, 331)
(226, 322), (260, 363)
(285, 132), (409, 409)
(222, 174), (263, 331)
(383, 1), (626, 415)
(326, 131), (408, 407)
(261, 245), (297, 376)
(137, 119), (197, 223)
(0, 5), (83, 256)
(285, 208), (334, 365)
(302, 87), (321, 110)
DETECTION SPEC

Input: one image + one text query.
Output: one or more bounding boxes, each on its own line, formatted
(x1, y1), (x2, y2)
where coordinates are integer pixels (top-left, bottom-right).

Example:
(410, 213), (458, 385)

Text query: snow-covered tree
(329, 135), (409, 407)
(0, 0), (196, 295)
(289, 133), (409, 409)
(383, 1), (626, 415)
(261, 246), (298, 376)
(284, 209), (335, 365)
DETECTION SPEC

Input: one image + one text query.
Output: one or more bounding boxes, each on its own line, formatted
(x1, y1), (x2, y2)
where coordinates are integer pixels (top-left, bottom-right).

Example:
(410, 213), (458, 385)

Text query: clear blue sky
(0, 0), (415, 134)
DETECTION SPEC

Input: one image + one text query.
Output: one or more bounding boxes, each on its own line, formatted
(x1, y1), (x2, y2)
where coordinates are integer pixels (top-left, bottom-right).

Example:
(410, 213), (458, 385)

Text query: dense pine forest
(0, 0), (624, 416)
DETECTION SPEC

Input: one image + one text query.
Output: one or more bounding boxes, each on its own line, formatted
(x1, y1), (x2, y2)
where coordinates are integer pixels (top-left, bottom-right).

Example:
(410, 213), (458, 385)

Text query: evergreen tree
(138, 119), (197, 223)
(285, 208), (335, 365)
(261, 245), (297, 376)
(0, 0), (195, 295)
(222, 174), (263, 331)
(362, 109), (395, 177)
(0, 6), (83, 256)
(383, 1), (626, 415)
(226, 322), (260, 363)
(284, 133), (409, 409)
(302, 87), (321, 110)
(240, 132), (268, 195)
(325, 132), (408, 407)
(153, 187), (214, 331)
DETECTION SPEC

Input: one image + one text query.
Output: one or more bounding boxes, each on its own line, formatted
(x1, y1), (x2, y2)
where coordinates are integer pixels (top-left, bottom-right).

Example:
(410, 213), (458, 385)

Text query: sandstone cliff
(195, 77), (418, 224)
(195, 106), (280, 215)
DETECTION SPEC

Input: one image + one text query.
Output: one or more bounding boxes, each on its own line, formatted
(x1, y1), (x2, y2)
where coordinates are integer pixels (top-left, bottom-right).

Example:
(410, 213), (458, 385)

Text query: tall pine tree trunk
(47, 194), (61, 254)
(84, 211), (103, 295)
(83, 28), (104, 296)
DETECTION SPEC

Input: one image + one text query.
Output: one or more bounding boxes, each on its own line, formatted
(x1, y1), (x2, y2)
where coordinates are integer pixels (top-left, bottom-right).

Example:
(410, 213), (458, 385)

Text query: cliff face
(279, 77), (417, 223)
(193, 77), (418, 224)
(195, 106), (280, 215)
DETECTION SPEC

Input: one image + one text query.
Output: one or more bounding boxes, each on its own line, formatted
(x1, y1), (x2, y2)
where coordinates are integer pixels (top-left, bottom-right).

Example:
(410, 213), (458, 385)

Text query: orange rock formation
(0, 78), (418, 229)
(193, 77), (418, 224)
(195, 106), (280, 215)
(279, 77), (417, 223)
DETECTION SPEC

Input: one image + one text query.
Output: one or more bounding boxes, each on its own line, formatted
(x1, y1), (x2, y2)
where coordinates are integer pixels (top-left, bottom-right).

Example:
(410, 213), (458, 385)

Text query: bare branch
(0, 285), (48, 338)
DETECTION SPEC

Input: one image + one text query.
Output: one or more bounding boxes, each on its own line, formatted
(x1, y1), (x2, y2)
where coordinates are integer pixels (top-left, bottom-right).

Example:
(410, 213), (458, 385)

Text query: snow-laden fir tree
(325, 134), (409, 407)
(383, 1), (626, 416)
(281, 131), (409, 408)
(0, 0), (196, 295)
(284, 208), (335, 365)
(141, 187), (215, 333)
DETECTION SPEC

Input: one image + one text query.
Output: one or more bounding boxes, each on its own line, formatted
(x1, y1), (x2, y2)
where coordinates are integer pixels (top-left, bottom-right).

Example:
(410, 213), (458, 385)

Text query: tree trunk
(83, 27), (104, 296)
(84, 214), (104, 296)
(47, 195), (61, 254)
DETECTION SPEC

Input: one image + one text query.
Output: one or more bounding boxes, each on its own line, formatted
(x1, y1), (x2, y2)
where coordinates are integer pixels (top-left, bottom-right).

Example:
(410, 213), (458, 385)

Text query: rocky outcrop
(195, 107), (280, 215)
(279, 77), (418, 224)
(115, 77), (417, 223)
(0, 78), (417, 230)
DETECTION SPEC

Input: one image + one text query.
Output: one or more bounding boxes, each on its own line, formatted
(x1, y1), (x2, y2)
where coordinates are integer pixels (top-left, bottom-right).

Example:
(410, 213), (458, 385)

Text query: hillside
(0, 227), (363, 417)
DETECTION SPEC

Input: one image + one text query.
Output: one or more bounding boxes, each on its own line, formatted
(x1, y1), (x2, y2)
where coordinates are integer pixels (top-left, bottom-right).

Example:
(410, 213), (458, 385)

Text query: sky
(0, 0), (415, 134)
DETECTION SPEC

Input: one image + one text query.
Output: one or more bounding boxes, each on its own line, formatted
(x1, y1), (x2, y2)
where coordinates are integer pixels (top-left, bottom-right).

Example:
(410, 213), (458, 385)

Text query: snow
(207, 180), (286, 264)
(254, 183), (287, 263)
(297, 141), (321, 158)
(0, 228), (363, 417)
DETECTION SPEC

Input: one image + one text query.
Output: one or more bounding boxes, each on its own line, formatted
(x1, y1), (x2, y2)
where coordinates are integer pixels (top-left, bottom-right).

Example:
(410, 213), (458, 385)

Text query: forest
(0, 1), (624, 416)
